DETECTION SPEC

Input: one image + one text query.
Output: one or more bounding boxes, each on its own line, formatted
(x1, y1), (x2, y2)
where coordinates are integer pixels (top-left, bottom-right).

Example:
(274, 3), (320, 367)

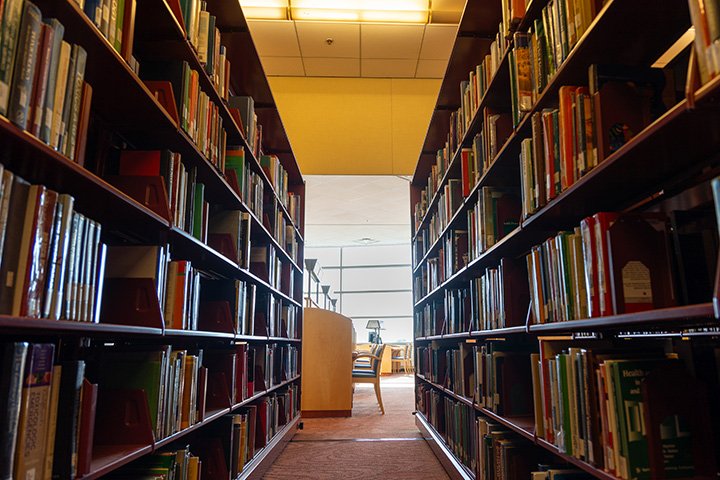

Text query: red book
(76, 378), (98, 477)
(254, 400), (268, 449)
(593, 212), (621, 316)
(460, 148), (472, 197)
(558, 86), (579, 191)
(234, 344), (248, 402)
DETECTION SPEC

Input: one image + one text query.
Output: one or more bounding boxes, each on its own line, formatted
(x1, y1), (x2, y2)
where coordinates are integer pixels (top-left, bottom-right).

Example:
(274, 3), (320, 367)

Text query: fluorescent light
(241, 0), (289, 20)
(242, 0), (430, 23)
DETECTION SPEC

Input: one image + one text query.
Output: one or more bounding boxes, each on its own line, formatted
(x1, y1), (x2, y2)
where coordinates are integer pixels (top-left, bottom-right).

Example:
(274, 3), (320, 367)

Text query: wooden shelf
(477, 407), (535, 442)
(535, 438), (620, 480)
(0, 117), (169, 243)
(0, 316), (163, 336)
(79, 444), (153, 480)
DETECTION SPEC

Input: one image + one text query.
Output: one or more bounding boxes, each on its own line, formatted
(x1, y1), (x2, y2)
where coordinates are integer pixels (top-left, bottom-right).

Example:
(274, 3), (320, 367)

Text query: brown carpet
(264, 374), (449, 479)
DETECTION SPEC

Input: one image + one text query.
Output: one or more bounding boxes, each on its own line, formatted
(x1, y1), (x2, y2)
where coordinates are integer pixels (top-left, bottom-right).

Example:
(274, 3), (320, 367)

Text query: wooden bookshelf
(0, 0), (304, 478)
(411, 0), (720, 478)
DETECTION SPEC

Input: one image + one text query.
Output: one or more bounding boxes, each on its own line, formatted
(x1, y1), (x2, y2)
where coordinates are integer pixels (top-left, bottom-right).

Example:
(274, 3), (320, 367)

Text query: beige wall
(268, 77), (440, 175)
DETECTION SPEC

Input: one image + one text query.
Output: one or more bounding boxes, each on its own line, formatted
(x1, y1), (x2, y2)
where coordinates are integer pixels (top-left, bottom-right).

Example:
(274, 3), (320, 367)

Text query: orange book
(558, 86), (578, 191)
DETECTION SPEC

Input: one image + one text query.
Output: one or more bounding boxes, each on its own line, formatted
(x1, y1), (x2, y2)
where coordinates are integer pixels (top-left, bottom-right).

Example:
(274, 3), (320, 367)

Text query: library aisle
(264, 375), (449, 479)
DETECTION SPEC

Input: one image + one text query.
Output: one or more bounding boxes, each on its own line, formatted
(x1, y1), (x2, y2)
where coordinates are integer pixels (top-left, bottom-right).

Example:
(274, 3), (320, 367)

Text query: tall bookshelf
(0, 0), (303, 479)
(411, 0), (720, 479)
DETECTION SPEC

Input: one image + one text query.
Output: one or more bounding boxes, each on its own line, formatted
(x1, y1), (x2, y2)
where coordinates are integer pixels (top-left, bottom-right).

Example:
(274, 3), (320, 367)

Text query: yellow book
(188, 455), (201, 480)
(43, 365), (62, 480)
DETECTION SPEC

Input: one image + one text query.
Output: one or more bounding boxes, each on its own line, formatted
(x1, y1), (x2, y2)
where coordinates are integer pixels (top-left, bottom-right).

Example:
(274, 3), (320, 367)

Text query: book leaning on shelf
(103, 448), (202, 480)
(0, 1), (93, 163)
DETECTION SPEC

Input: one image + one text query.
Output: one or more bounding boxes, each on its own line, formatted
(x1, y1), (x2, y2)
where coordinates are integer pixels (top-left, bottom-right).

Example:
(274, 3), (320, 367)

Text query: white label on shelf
(622, 261), (652, 304)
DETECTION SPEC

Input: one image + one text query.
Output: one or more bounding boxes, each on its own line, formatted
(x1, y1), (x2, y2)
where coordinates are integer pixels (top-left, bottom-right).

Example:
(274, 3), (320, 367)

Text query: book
(0, 342), (29, 480)
(7, 1), (42, 130)
(14, 343), (55, 480)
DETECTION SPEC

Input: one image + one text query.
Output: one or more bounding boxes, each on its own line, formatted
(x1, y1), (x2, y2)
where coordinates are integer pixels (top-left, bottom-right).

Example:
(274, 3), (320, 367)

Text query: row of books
(417, 384), (478, 473)
(0, 166), (106, 322)
(417, 342), (534, 418)
(142, 60), (228, 169)
(106, 447), (202, 480)
(414, 148), (453, 230)
(526, 212), (676, 325)
(76, 0), (137, 68)
(531, 340), (714, 479)
(106, 243), (300, 336)
(467, 186), (521, 260)
(231, 95), (262, 160)
(689, 0), (720, 84)
(0, 342), (98, 480)
(509, 0), (602, 125)
(458, 25), (508, 135)
(226, 147), (265, 221)
(175, 0), (231, 99)
(0, 1), (92, 163)
(250, 243), (296, 297)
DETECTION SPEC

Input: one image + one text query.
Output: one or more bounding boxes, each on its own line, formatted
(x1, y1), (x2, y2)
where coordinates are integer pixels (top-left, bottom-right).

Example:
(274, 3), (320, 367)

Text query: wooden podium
(301, 308), (354, 417)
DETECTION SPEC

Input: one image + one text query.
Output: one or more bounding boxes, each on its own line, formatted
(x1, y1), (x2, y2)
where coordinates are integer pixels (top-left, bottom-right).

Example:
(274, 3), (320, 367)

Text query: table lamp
(366, 320), (382, 344)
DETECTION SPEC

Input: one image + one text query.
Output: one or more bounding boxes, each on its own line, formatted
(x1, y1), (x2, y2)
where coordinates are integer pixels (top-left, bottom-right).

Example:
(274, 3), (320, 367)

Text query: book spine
(8, 1), (42, 130)
(65, 46), (87, 161)
(39, 20), (64, 144)
(0, 0), (24, 116)
(0, 342), (28, 480)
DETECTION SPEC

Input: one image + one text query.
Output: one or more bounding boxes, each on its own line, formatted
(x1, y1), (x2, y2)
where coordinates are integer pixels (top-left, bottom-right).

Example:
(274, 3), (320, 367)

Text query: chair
(353, 343), (381, 371)
(352, 344), (386, 414)
(391, 344), (413, 373)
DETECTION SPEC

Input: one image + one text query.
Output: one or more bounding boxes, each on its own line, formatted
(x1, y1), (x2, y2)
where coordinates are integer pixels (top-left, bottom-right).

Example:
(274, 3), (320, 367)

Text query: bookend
(143, 80), (180, 124)
(101, 278), (164, 328)
(192, 437), (230, 480)
(642, 367), (716, 479)
(208, 233), (237, 263)
(501, 256), (530, 327)
(94, 388), (154, 453)
(106, 175), (172, 221)
(713, 253), (720, 318)
(198, 301), (235, 334)
(77, 378), (99, 476)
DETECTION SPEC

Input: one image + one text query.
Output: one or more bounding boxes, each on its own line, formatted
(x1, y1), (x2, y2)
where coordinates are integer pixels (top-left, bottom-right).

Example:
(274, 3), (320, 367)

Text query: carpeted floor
(264, 374), (450, 479)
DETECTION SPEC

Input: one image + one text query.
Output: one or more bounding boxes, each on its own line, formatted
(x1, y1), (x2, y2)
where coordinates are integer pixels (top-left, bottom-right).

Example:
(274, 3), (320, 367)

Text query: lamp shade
(304, 258), (318, 273)
(321, 284), (331, 295)
(365, 320), (381, 329)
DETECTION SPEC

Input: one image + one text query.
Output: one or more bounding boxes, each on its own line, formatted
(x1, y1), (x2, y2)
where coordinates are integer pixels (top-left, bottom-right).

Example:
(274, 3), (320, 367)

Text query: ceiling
(304, 175), (411, 247)
(246, 0), (462, 78)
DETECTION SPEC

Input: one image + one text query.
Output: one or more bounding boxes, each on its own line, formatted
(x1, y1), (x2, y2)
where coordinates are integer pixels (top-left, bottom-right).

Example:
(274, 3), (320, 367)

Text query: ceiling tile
(361, 59), (417, 78)
(430, 0), (464, 23)
(415, 59), (448, 78)
(419, 24), (457, 59)
(260, 56), (305, 76)
(303, 58), (361, 77)
(247, 20), (301, 57)
(361, 24), (424, 59)
(296, 22), (360, 58)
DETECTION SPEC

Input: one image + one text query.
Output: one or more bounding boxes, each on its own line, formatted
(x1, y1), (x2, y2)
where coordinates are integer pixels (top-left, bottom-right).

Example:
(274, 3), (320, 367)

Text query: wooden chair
(391, 344), (413, 373)
(352, 344), (386, 414)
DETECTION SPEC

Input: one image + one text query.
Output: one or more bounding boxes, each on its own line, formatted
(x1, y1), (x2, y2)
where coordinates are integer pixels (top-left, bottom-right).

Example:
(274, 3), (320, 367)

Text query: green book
(0, 0), (25, 116)
(192, 182), (205, 240)
(556, 352), (573, 456)
(610, 358), (677, 480)
(100, 349), (168, 438)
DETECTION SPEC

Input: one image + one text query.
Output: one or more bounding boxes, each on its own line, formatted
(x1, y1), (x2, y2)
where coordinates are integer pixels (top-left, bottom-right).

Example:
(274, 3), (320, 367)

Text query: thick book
(28, 22), (53, 138)
(7, 1), (42, 130)
(0, 0), (26, 116)
(0, 342), (29, 480)
(38, 19), (65, 144)
(0, 176), (30, 314)
(14, 343), (55, 480)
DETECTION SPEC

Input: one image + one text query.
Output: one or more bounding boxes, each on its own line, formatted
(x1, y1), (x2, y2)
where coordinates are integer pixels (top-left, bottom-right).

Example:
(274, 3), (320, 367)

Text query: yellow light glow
(242, 6), (289, 19)
(241, 0), (429, 23)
